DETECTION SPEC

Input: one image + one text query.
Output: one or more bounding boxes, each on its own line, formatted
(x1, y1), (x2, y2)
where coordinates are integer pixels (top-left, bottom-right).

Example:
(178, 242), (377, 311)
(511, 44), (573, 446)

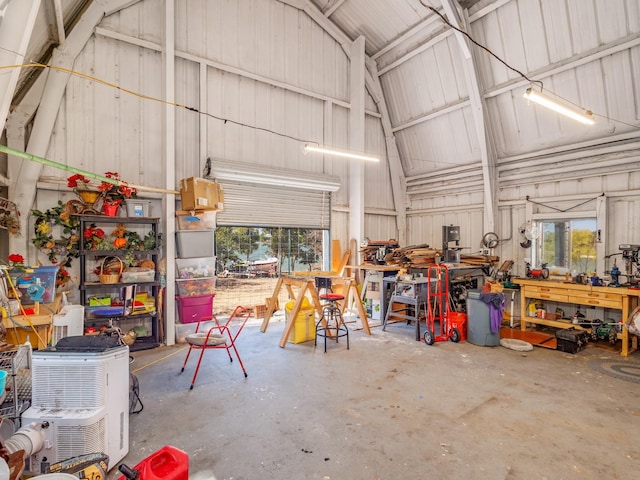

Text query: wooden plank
(331, 239), (342, 271)
(260, 276), (283, 332)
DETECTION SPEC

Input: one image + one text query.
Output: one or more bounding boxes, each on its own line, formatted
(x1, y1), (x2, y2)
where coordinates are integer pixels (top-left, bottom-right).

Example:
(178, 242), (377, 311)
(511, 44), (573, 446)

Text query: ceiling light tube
(304, 144), (380, 162)
(523, 88), (595, 125)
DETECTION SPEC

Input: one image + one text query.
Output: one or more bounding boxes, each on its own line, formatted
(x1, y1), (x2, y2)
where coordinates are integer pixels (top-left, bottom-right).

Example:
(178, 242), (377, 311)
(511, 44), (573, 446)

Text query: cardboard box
(179, 177), (224, 211)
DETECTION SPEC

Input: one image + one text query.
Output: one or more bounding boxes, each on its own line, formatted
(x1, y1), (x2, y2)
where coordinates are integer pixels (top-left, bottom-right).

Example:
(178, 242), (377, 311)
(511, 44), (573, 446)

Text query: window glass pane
(536, 219), (597, 274)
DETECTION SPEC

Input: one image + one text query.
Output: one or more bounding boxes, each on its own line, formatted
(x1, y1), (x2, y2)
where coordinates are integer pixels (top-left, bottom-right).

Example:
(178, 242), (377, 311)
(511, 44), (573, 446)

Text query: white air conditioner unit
(21, 345), (129, 474)
(51, 305), (85, 346)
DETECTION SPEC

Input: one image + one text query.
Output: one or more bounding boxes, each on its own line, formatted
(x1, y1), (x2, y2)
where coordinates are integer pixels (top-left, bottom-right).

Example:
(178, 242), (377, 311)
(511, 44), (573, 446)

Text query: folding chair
(180, 306), (253, 390)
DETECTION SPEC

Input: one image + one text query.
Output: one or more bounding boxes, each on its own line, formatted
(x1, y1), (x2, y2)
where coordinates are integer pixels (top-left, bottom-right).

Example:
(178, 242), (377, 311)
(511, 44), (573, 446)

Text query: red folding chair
(180, 306), (253, 390)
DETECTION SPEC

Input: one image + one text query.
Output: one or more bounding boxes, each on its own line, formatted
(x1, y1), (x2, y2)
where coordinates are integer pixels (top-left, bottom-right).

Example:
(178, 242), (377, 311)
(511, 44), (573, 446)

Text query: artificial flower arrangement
(31, 201), (80, 288)
(99, 172), (138, 206)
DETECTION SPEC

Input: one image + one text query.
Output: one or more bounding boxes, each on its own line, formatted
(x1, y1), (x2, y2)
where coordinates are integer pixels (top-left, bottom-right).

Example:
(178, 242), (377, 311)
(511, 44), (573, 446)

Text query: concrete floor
(114, 317), (640, 480)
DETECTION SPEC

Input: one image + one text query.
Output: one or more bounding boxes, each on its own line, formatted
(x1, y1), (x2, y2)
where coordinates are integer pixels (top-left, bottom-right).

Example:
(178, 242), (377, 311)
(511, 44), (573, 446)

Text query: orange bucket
(449, 312), (467, 342)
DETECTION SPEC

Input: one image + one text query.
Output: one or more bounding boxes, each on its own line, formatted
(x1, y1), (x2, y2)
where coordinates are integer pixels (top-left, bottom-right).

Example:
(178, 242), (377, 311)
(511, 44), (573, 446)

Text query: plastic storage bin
(16, 266), (59, 305)
(125, 199), (152, 217)
(121, 268), (155, 283)
(176, 211), (216, 230)
(176, 257), (216, 278)
(176, 278), (216, 296)
(466, 291), (500, 346)
(176, 294), (215, 324)
(176, 230), (215, 258)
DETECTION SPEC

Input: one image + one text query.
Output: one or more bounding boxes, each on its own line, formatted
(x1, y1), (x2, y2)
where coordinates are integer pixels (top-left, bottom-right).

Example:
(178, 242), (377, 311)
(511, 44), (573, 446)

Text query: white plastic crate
(176, 230), (215, 258)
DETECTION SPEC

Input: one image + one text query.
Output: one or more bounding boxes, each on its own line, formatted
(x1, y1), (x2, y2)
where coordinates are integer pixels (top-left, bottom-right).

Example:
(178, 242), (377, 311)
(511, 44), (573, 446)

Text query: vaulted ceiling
(3, 0), (640, 189)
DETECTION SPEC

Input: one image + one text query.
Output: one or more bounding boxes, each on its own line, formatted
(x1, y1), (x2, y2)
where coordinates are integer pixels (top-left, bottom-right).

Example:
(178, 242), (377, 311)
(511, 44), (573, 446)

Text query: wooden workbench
(513, 278), (640, 356)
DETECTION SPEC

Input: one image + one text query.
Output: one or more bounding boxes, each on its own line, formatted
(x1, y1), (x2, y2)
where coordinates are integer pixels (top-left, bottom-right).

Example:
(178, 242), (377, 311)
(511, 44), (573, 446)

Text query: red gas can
(118, 446), (189, 480)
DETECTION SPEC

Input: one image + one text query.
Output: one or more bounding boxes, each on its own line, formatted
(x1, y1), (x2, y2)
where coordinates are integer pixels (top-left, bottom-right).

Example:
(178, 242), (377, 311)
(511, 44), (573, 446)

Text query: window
(532, 218), (597, 274)
(215, 226), (324, 276)
(212, 226), (326, 315)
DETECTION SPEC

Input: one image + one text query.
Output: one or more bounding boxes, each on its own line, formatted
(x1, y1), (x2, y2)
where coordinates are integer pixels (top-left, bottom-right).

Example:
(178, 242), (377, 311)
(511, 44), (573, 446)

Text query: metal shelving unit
(0, 346), (31, 426)
(76, 215), (161, 351)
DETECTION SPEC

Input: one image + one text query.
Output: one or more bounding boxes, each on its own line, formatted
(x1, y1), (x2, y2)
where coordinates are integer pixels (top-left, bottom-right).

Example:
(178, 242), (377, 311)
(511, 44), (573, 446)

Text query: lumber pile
(459, 254), (499, 266)
(359, 239), (400, 264)
(383, 244), (439, 266)
(374, 243), (499, 270)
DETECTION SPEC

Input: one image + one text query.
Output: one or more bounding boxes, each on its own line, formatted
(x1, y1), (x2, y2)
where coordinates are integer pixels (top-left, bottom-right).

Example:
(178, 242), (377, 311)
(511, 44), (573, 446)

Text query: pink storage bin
(176, 294), (215, 324)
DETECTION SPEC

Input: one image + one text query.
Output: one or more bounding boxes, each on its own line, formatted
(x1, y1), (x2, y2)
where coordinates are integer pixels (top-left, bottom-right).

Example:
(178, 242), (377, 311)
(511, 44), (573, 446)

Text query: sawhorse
(260, 276), (371, 348)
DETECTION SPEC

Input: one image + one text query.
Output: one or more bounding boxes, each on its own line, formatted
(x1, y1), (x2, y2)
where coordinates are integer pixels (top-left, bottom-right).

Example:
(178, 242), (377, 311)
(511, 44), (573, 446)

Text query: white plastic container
(176, 230), (215, 258)
(125, 199), (152, 217)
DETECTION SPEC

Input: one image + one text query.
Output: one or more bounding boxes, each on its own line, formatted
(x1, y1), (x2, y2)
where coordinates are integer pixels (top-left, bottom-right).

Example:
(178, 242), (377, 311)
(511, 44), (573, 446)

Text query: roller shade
(209, 159), (339, 229)
(215, 181), (332, 229)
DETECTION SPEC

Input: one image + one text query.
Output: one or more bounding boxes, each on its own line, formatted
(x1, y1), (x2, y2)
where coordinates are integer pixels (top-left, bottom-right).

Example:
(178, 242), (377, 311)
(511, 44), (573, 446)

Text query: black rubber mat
(589, 358), (640, 384)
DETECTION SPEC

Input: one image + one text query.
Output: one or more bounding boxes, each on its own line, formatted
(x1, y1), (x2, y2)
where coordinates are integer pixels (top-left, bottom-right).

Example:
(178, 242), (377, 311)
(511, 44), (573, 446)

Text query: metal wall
(23, 0), (640, 272)
(37, 0), (395, 253)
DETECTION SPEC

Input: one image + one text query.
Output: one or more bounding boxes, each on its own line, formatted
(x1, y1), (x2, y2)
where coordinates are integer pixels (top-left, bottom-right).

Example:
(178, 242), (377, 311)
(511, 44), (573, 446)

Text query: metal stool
(314, 277), (349, 352)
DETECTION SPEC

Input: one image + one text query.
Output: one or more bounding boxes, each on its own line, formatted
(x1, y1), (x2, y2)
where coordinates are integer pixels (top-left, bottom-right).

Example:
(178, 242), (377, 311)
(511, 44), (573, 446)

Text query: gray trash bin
(466, 291), (500, 346)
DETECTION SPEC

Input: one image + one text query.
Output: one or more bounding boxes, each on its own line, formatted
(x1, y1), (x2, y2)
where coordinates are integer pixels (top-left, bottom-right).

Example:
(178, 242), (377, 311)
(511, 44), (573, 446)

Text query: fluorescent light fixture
(523, 88), (594, 125)
(304, 144), (380, 162)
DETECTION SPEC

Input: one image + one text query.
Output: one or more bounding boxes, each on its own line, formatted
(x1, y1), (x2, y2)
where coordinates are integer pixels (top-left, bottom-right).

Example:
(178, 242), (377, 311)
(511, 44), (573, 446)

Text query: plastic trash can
(466, 291), (500, 346)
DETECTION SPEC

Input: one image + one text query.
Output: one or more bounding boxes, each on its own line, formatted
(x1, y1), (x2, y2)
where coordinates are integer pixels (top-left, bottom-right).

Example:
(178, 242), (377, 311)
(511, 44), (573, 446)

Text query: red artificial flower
(83, 226), (105, 239)
(8, 253), (24, 264)
(67, 173), (91, 188)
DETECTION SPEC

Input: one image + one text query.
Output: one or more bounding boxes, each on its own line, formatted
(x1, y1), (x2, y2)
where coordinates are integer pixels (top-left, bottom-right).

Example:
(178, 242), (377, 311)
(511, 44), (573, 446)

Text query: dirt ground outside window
(212, 276), (291, 316)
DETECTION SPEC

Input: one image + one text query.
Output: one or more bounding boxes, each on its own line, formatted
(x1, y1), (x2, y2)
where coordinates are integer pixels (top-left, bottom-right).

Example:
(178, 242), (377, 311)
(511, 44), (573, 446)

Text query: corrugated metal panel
(42, 34), (165, 189)
(475, 0), (640, 159)
(176, 0), (349, 101)
(216, 181), (331, 229)
(312, 0), (428, 55)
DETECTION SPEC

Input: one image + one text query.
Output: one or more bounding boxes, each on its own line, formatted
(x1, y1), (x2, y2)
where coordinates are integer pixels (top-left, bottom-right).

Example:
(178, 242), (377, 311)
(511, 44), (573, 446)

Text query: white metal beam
(441, 0), (471, 59)
(50, 0), (66, 43)
(323, 0), (346, 17)
(0, 0), (41, 138)
(365, 59), (407, 246)
(349, 36), (366, 257)
(457, 6), (496, 232)
(163, 0), (176, 345)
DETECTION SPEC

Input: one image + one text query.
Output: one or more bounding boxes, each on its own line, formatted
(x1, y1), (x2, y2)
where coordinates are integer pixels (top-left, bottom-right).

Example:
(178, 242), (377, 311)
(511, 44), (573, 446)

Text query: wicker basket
(99, 256), (123, 284)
